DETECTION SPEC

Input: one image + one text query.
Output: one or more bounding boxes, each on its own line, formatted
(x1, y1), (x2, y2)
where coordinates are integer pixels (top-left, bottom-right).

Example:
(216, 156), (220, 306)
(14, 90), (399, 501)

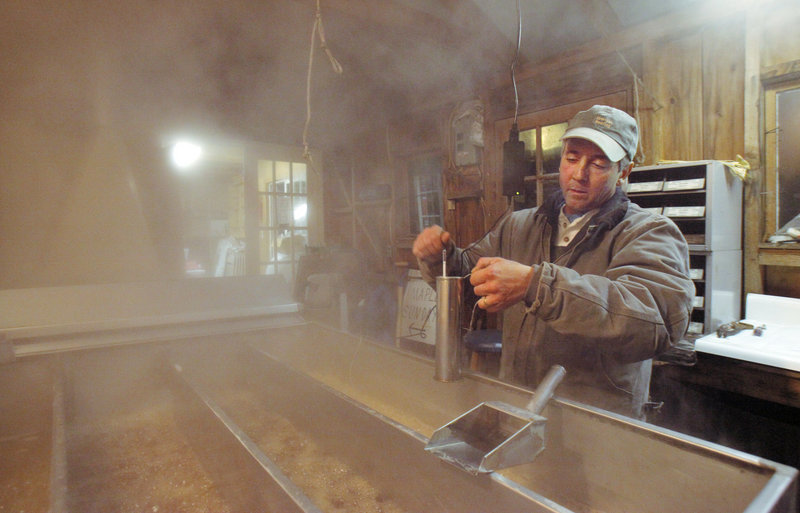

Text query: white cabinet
(627, 161), (743, 335)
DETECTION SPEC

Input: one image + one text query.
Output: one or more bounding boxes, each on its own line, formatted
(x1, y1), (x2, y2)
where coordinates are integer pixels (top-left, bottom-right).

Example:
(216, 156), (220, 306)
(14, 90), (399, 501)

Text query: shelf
(758, 243), (800, 267)
(628, 161), (742, 335)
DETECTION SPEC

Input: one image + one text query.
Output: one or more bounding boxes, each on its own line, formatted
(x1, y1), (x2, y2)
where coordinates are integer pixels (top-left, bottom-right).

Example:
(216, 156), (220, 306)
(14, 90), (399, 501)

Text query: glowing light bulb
(170, 141), (203, 169)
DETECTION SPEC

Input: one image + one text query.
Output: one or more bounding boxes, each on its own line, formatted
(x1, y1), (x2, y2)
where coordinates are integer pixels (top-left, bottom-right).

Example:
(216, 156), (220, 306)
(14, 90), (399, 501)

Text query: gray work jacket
(420, 188), (694, 418)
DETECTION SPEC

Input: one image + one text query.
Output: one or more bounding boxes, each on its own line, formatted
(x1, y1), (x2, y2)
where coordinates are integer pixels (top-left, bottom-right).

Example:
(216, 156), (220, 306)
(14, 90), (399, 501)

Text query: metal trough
(249, 323), (799, 513)
(1, 320), (797, 512)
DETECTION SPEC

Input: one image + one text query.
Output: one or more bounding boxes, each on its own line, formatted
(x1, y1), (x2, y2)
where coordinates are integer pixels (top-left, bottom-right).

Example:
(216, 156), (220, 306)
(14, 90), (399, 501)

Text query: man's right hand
(412, 225), (451, 264)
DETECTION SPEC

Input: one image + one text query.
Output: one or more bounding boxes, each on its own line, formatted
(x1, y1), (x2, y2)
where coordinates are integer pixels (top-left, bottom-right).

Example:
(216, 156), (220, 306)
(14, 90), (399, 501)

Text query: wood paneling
(764, 265), (800, 298)
(450, 197), (486, 248)
(702, 18), (745, 160)
(491, 50), (640, 122)
(504, 0), (748, 91)
(759, 0), (800, 69)
(643, 32), (704, 162)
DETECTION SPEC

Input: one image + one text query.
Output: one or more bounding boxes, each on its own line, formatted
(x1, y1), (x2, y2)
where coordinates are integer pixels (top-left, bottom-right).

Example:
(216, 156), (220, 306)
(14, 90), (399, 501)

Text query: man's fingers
(412, 225), (451, 261)
(469, 257), (496, 288)
(471, 258), (534, 312)
(478, 295), (501, 312)
(471, 257), (493, 271)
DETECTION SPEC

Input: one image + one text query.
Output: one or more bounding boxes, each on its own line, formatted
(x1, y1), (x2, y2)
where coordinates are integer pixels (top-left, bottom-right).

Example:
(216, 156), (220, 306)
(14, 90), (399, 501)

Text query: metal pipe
(434, 276), (463, 382)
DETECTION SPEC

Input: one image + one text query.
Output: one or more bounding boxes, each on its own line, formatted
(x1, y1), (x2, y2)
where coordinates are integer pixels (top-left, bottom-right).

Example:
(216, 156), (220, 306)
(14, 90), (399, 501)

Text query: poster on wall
(397, 270), (437, 345)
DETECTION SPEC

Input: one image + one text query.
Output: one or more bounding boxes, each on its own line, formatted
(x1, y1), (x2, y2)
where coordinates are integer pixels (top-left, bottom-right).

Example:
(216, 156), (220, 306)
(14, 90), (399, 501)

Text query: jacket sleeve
(524, 216), (694, 362)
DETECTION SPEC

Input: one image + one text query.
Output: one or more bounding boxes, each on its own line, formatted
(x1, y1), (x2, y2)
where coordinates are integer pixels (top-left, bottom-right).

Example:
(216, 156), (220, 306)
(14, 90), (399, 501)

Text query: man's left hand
(470, 257), (534, 312)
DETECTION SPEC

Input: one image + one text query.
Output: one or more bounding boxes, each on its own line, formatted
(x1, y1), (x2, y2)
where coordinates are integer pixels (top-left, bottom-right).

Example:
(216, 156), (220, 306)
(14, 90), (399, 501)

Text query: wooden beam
(758, 245), (800, 267)
(657, 353), (800, 410)
(743, 5), (764, 295)
(761, 58), (800, 85)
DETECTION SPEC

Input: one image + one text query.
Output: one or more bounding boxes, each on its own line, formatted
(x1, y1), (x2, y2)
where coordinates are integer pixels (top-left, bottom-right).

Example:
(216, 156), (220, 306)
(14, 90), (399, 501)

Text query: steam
(0, 0), (517, 288)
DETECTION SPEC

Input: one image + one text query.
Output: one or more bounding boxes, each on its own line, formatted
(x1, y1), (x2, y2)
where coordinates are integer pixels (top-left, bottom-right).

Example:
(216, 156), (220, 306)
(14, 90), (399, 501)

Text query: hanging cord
(632, 74), (646, 163)
(615, 48), (662, 112)
(511, 0), (522, 125)
(603, 46), (664, 162)
(303, 0), (343, 170)
(614, 47), (662, 164)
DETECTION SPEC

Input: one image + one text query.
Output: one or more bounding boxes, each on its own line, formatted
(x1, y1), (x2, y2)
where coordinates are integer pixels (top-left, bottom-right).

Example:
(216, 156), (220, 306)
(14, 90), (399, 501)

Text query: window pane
(259, 229), (275, 263)
(275, 194), (292, 228)
(542, 122), (567, 175)
(777, 87), (800, 228)
(293, 229), (308, 258)
(520, 128), (537, 163)
(292, 196), (308, 228)
(259, 194), (267, 227)
(258, 160), (273, 192)
(275, 161), (291, 183)
(276, 230), (293, 260)
(408, 156), (442, 233)
(293, 163), (307, 194)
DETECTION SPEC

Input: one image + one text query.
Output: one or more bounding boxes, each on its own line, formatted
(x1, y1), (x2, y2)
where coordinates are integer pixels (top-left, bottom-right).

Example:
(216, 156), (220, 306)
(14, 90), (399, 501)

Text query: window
(766, 82), (800, 235)
(519, 121), (568, 208)
(408, 155), (443, 233)
(495, 93), (629, 208)
(171, 139), (246, 278)
(258, 159), (308, 284)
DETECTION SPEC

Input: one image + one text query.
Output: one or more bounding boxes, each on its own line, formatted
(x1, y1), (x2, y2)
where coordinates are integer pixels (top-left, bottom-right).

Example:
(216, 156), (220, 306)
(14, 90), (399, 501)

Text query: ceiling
(1, 0), (705, 152)
(272, 0), (704, 145)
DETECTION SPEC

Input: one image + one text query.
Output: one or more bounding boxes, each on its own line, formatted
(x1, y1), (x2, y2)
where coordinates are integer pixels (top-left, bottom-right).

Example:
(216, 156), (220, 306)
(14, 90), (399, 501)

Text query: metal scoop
(425, 365), (565, 474)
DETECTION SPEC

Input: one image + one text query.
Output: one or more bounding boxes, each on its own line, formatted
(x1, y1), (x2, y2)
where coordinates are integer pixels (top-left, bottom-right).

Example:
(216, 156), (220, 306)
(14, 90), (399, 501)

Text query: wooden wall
(749, 0), (800, 298)
(318, 1), (800, 304)
(370, 1), (799, 303)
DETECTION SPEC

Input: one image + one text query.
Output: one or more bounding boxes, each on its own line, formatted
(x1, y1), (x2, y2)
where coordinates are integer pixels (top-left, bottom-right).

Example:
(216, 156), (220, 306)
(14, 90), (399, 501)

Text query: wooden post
(743, 6), (764, 295)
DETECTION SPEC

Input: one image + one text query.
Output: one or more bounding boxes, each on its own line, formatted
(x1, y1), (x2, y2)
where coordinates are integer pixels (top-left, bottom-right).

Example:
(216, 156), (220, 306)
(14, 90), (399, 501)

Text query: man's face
(559, 138), (626, 215)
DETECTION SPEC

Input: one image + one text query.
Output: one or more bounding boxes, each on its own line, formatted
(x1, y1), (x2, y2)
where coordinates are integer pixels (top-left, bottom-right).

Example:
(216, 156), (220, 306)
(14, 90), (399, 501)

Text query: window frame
(407, 153), (444, 234)
(493, 92), (629, 207)
(764, 79), (800, 237)
(244, 142), (323, 281)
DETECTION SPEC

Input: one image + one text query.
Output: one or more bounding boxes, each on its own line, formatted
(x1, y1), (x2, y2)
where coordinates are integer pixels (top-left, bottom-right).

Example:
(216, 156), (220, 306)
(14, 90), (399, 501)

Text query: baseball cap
(560, 105), (638, 162)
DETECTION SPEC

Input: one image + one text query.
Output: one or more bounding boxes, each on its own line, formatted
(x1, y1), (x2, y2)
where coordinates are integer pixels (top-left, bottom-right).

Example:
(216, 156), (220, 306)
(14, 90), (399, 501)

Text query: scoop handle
(525, 365), (566, 415)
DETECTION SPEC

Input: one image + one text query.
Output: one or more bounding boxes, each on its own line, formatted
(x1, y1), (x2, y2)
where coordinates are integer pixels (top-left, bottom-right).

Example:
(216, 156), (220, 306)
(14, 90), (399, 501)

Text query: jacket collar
(538, 187), (629, 231)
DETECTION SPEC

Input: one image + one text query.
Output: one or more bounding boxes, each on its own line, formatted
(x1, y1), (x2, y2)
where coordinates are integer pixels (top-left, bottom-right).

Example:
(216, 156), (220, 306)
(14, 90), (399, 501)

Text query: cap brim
(561, 127), (626, 162)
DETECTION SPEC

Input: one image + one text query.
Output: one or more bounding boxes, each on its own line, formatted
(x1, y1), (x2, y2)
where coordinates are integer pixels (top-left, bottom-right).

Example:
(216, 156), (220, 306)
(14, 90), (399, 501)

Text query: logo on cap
(593, 115), (613, 129)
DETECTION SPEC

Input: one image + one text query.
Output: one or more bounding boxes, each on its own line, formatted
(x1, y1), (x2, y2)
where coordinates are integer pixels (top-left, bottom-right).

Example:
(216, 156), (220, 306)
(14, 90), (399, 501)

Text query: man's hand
(412, 225), (451, 264)
(470, 257), (534, 312)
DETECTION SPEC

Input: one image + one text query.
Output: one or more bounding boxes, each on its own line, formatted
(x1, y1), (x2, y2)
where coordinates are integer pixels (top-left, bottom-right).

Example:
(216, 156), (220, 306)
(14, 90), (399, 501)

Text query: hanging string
(612, 47), (660, 164)
(511, 0), (522, 125)
(615, 48), (662, 112)
(632, 74), (645, 163)
(303, 0), (342, 169)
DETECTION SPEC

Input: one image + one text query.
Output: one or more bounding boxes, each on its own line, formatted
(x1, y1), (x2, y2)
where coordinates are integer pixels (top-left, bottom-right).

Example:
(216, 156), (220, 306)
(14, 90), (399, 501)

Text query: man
(413, 105), (694, 419)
